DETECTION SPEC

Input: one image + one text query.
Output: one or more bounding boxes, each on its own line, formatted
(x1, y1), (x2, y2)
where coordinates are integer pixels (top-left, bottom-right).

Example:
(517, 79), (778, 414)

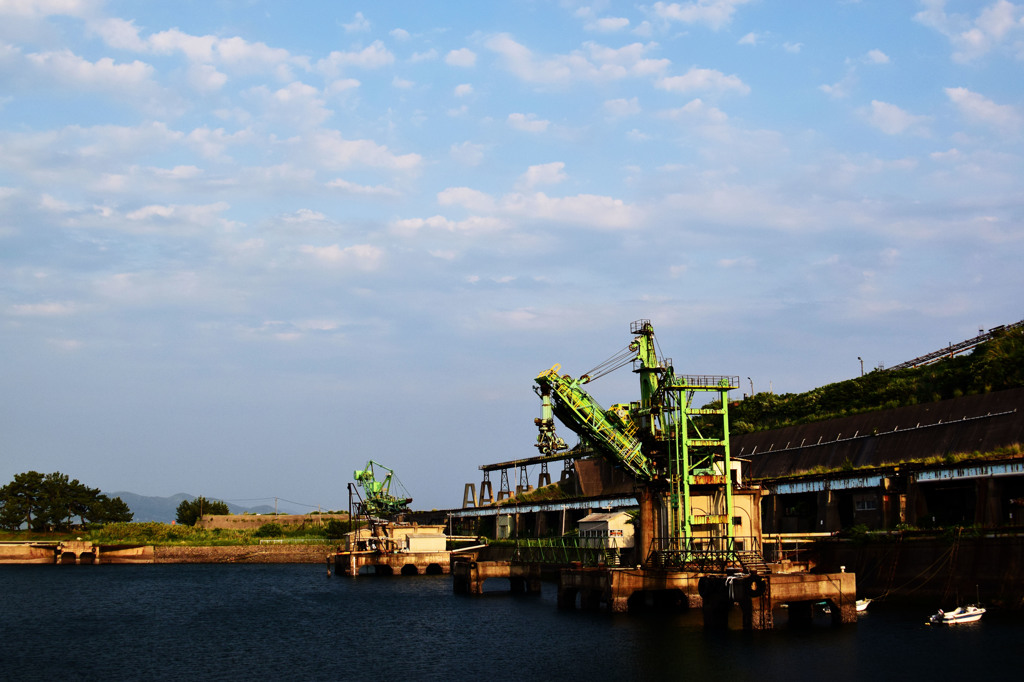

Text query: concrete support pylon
(462, 483), (477, 508)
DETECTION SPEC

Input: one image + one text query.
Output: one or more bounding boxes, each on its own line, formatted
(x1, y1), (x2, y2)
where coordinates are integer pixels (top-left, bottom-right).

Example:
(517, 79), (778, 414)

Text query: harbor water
(1, 564), (1020, 681)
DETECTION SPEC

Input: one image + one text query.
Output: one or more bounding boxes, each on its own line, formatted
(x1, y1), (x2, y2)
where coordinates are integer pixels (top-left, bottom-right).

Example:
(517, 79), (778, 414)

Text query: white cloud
(390, 28), (410, 41)
(445, 48), (477, 67)
(819, 72), (856, 99)
(327, 78), (361, 95)
(25, 49), (155, 92)
(718, 256), (756, 268)
(119, 201), (232, 234)
(485, 33), (669, 86)
(437, 187), (642, 230)
(246, 81), (332, 128)
(0, 0), (91, 19)
(656, 66), (750, 95)
(8, 301), (78, 316)
(281, 208), (327, 223)
(436, 187), (496, 213)
(392, 76), (414, 89)
(303, 130), (422, 171)
(782, 42), (802, 53)
(661, 98), (728, 123)
(343, 12), (371, 33)
(914, 0), (1024, 62)
(454, 83), (473, 97)
(865, 49), (890, 64)
(390, 213), (506, 234)
(1, 122), (186, 176)
(146, 30), (308, 79)
(652, 0), (754, 30)
(738, 32), (758, 46)
(326, 178), (401, 197)
(450, 141), (486, 166)
(508, 112), (550, 133)
(945, 87), (1022, 133)
(318, 41), (394, 76)
(863, 100), (930, 136)
(299, 243), (383, 270)
(605, 97), (641, 117)
(186, 63), (227, 92)
(519, 162), (567, 189)
(586, 16), (630, 32)
(410, 49), (438, 63)
(90, 17), (148, 51)
(185, 126), (253, 159)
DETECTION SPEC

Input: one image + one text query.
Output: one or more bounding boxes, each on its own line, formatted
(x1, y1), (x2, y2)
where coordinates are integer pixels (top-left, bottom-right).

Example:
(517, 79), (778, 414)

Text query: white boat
(928, 605), (985, 625)
(856, 598), (871, 612)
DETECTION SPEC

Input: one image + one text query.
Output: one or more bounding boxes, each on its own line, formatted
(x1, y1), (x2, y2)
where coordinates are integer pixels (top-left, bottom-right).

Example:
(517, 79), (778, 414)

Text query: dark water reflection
(1, 564), (1019, 681)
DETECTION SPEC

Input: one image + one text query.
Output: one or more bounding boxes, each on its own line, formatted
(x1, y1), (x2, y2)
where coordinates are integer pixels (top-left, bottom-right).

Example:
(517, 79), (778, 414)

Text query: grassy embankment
(0, 519), (363, 546)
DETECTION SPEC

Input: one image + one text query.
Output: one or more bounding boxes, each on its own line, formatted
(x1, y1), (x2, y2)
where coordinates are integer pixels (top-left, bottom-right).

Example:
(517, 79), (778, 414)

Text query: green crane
(534, 319), (740, 569)
(352, 460), (412, 519)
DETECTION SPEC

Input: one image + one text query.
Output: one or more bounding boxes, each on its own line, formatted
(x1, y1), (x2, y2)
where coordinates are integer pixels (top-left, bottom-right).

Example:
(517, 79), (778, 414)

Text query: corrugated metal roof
(736, 387), (1024, 480)
(579, 511), (630, 523)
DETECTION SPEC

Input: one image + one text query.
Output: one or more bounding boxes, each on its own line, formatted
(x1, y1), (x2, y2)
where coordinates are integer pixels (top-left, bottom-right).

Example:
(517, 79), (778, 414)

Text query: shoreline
(0, 541), (340, 565)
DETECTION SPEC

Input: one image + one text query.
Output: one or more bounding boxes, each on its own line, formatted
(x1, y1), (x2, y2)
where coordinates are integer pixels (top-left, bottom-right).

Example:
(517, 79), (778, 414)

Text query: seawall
(812, 532), (1024, 608)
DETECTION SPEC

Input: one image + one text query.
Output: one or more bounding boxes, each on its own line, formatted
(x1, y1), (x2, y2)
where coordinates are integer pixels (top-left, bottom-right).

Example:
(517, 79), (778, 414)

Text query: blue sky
(2, 1), (1022, 512)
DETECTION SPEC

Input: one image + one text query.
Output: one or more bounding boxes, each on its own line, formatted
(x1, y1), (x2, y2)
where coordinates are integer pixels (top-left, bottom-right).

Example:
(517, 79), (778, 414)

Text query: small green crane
(352, 460), (412, 519)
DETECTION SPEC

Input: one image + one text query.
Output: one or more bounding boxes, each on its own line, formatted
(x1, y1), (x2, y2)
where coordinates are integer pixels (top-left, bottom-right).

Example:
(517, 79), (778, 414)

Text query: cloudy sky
(2, 0), (1022, 511)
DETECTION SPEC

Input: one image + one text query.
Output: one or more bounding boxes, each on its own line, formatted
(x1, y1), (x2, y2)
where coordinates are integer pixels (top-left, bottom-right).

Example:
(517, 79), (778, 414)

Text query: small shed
(405, 533), (447, 553)
(578, 511), (634, 549)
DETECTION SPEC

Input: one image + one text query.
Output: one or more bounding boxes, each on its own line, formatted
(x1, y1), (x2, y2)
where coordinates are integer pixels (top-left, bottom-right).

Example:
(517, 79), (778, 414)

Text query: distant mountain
(105, 492), (287, 523)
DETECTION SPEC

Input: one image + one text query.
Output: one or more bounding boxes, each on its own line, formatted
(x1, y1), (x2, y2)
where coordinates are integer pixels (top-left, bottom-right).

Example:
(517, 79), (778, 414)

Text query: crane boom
(534, 365), (656, 482)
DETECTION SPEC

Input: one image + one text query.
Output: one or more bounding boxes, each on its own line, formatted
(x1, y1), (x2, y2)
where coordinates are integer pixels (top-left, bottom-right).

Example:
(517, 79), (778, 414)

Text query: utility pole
(858, 357), (864, 377)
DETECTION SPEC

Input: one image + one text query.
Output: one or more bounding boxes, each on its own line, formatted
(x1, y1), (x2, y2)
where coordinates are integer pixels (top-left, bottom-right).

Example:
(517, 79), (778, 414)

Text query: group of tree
(726, 325), (1024, 434)
(174, 496), (229, 526)
(0, 471), (133, 532)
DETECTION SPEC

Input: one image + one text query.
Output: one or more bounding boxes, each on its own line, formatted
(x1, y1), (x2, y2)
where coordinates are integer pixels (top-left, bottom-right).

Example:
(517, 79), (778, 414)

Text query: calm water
(1, 564), (1020, 681)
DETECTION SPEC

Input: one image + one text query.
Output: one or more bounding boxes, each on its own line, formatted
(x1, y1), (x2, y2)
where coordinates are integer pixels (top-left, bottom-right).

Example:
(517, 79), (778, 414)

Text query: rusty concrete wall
(575, 459), (636, 497)
(737, 387), (1024, 479)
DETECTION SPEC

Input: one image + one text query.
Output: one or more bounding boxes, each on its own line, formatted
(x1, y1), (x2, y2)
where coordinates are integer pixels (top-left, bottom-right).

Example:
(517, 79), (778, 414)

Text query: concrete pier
(334, 550), (450, 576)
(555, 566), (857, 630)
(0, 541), (155, 564)
(451, 560), (542, 595)
(558, 566), (702, 612)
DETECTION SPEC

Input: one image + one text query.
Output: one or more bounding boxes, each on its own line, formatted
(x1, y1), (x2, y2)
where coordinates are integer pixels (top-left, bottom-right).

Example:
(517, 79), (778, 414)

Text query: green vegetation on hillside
(727, 325), (1024, 434)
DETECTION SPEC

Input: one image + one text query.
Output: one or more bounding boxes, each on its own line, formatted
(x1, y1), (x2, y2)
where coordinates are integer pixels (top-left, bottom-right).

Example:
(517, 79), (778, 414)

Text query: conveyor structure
(534, 320), (742, 569)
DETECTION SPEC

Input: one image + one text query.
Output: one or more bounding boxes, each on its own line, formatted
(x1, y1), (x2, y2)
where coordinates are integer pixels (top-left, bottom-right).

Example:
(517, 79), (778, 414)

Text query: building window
(855, 498), (877, 512)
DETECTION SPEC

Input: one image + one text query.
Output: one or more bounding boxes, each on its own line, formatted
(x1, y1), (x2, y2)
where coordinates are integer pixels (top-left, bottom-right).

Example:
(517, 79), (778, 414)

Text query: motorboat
(928, 605), (985, 625)
(856, 598), (871, 612)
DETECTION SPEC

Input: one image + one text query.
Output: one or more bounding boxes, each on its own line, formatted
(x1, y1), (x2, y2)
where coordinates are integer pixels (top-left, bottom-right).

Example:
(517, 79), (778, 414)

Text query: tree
(92, 495), (134, 524)
(175, 496), (230, 526)
(0, 471), (133, 531)
(0, 471), (44, 530)
(325, 519), (349, 538)
(253, 522), (283, 537)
